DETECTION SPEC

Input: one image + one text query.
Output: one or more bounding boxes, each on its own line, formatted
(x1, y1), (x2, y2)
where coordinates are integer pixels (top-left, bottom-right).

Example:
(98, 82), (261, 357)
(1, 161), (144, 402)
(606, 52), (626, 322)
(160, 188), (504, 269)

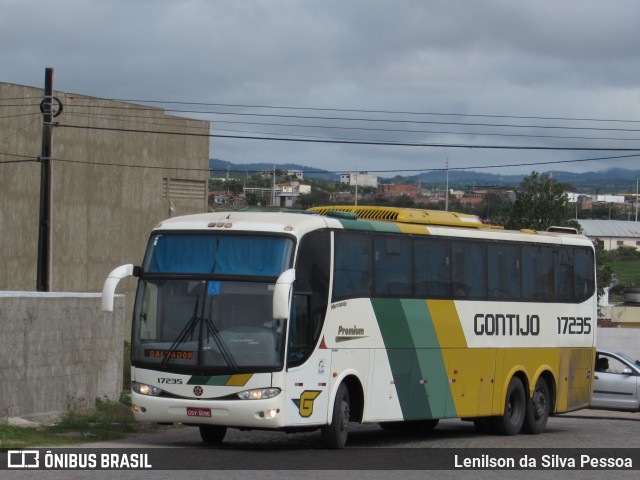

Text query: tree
(505, 172), (579, 231)
(474, 192), (511, 225)
(595, 245), (615, 303)
(295, 190), (330, 209)
(391, 194), (415, 208)
(505, 172), (614, 306)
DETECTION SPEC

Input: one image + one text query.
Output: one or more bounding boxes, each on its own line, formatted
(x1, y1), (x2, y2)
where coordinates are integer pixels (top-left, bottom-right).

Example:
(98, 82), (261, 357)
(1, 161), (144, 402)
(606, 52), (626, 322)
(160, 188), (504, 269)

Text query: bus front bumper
(131, 391), (287, 429)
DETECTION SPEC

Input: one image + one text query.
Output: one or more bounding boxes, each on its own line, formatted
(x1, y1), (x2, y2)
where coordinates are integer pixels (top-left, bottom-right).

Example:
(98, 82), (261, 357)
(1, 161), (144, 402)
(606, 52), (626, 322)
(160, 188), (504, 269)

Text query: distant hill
(209, 159), (337, 180)
(209, 159), (640, 193)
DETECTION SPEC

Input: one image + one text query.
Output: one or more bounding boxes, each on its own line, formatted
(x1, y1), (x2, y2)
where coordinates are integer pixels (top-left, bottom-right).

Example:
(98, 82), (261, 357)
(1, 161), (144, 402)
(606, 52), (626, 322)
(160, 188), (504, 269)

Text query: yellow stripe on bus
(425, 300), (592, 417)
(427, 300), (467, 348)
(225, 374), (253, 387)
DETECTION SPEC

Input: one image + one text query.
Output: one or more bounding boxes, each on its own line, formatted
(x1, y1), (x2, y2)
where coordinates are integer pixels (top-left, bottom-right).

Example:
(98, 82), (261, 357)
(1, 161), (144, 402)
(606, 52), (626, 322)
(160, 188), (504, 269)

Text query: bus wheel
(199, 425), (227, 444)
(490, 376), (526, 435)
(322, 383), (350, 449)
(522, 377), (550, 434)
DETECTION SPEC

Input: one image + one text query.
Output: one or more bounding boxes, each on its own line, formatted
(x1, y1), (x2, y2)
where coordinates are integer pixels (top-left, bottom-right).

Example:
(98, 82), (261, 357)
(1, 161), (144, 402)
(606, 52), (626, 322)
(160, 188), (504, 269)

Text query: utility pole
(272, 164), (276, 207)
(36, 68), (54, 292)
(354, 169), (358, 206)
(445, 157), (449, 212)
(636, 178), (640, 222)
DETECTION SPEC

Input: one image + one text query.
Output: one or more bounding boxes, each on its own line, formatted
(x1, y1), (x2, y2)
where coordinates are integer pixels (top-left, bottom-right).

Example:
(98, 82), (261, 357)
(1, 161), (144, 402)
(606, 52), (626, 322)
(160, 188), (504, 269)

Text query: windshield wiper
(200, 296), (238, 371)
(161, 295), (201, 368)
(161, 292), (238, 371)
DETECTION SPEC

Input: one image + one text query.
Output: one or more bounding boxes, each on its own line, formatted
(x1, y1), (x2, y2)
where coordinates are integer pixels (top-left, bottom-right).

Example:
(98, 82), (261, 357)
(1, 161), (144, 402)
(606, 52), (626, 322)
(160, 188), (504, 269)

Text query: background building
(378, 183), (418, 202)
(577, 220), (640, 251)
(0, 82), (210, 330)
(340, 172), (378, 188)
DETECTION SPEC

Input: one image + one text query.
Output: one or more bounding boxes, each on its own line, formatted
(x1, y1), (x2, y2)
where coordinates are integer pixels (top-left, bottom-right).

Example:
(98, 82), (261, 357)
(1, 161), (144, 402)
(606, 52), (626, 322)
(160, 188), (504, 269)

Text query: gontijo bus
(101, 206), (596, 448)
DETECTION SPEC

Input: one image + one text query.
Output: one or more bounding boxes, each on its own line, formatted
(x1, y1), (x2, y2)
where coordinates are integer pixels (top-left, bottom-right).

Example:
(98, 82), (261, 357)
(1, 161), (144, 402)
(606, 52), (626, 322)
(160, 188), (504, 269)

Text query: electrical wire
(85, 98), (640, 125)
(3, 149), (640, 174)
(58, 111), (640, 143)
(62, 105), (640, 133)
(56, 123), (640, 152)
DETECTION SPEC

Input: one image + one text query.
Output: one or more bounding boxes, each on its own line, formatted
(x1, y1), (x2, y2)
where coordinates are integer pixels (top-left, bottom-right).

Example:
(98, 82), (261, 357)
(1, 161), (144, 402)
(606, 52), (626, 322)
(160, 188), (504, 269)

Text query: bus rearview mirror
(273, 269), (296, 320)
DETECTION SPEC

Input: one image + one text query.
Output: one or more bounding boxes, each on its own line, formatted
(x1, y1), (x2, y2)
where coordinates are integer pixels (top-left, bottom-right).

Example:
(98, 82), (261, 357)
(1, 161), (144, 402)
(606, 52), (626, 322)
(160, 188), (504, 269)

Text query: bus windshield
(143, 233), (293, 276)
(131, 234), (294, 373)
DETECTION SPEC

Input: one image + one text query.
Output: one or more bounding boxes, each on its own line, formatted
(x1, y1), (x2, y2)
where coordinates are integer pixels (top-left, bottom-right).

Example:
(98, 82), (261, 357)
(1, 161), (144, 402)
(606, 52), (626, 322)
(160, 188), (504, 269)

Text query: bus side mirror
(273, 269), (295, 320)
(102, 264), (136, 312)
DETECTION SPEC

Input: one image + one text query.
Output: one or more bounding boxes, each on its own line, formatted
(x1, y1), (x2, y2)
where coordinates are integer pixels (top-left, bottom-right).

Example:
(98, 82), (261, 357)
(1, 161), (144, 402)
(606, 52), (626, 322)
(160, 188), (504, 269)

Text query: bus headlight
(132, 381), (163, 396)
(236, 388), (281, 400)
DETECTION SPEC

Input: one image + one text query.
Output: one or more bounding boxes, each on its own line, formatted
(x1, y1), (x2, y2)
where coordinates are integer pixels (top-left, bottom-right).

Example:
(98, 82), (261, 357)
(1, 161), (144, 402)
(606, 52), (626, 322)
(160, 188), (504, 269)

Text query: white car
(591, 349), (640, 411)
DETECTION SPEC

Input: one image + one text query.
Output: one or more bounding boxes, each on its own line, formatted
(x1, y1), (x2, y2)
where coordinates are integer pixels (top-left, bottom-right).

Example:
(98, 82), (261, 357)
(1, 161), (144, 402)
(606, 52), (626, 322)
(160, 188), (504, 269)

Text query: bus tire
(522, 377), (550, 434)
(322, 383), (350, 449)
(490, 376), (526, 436)
(199, 425), (227, 444)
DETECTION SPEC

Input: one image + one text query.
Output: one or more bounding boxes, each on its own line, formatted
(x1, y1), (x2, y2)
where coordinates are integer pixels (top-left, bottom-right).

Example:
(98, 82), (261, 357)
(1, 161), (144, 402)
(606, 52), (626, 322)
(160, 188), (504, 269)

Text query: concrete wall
(597, 326), (640, 360)
(0, 82), (210, 337)
(0, 292), (124, 423)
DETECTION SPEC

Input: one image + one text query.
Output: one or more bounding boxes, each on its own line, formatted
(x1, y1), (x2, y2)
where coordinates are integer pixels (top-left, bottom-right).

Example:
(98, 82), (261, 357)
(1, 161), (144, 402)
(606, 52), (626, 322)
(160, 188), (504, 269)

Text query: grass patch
(1, 342), (167, 451)
(0, 397), (144, 451)
(603, 257), (640, 303)
(0, 424), (75, 450)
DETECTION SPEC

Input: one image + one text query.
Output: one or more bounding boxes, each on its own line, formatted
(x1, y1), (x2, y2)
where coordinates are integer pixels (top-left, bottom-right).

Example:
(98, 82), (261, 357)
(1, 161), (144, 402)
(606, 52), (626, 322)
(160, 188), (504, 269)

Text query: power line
(0, 151), (38, 164)
(56, 123), (640, 151)
(0, 96), (42, 101)
(0, 117), (40, 143)
(62, 105), (640, 133)
(91, 98), (640, 125)
(59, 111), (640, 143)
(0, 112), (41, 119)
(2, 149), (639, 174)
(209, 120), (640, 143)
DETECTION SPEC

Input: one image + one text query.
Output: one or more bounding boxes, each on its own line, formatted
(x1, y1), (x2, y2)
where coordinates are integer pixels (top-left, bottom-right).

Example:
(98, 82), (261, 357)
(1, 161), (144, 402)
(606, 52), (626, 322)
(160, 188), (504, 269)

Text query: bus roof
(307, 205), (592, 247)
(150, 208), (592, 248)
(308, 206), (488, 228)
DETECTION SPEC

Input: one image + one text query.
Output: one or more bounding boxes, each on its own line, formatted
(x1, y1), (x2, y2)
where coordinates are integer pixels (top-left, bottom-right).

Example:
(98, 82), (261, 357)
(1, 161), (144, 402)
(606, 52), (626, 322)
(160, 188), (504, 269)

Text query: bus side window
(451, 241), (486, 299)
(414, 238), (450, 298)
(333, 232), (372, 301)
(289, 230), (330, 368)
(573, 247), (595, 302)
(522, 245), (554, 300)
(487, 243), (521, 300)
(374, 235), (411, 296)
(555, 247), (574, 301)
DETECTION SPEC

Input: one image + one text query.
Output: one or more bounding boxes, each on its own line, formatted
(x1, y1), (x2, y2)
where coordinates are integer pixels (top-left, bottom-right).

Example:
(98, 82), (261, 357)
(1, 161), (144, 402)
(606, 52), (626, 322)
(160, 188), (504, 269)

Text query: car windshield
(614, 351), (639, 368)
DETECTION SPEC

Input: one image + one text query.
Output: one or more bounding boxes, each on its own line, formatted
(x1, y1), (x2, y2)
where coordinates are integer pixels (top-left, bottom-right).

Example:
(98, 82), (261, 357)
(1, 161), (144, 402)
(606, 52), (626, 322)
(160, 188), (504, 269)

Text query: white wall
(596, 326), (640, 360)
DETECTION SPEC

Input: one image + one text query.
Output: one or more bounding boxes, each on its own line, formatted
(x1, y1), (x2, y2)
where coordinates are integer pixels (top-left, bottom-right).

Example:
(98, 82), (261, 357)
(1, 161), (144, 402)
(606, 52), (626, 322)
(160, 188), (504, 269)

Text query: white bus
(102, 206), (597, 448)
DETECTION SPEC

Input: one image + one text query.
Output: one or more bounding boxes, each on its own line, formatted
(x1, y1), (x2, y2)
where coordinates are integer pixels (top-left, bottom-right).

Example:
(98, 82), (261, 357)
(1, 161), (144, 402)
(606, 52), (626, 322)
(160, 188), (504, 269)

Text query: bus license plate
(187, 407), (211, 417)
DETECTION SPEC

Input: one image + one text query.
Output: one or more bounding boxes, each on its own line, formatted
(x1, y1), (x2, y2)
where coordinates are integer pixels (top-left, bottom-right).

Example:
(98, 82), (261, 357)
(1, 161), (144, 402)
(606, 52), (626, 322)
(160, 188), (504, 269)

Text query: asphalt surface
(562, 407), (640, 422)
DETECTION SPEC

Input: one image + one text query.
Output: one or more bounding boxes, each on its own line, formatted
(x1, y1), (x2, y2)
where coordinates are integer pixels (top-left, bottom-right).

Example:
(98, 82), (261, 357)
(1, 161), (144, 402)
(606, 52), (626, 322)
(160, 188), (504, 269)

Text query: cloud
(2, 0), (640, 175)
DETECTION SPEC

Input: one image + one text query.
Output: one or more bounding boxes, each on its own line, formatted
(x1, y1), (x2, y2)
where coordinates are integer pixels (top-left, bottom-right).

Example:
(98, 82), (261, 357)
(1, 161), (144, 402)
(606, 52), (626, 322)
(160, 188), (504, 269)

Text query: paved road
(4, 409), (639, 480)
(79, 408), (640, 449)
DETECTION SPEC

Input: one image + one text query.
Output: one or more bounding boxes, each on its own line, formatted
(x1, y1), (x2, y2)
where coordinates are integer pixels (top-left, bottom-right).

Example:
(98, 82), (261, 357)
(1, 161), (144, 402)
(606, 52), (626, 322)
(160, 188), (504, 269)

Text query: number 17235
(557, 316), (591, 335)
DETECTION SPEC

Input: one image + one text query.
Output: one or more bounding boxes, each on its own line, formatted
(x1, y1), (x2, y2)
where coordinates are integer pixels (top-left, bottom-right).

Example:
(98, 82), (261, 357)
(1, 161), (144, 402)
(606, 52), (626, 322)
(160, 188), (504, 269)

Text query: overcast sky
(2, 0), (640, 177)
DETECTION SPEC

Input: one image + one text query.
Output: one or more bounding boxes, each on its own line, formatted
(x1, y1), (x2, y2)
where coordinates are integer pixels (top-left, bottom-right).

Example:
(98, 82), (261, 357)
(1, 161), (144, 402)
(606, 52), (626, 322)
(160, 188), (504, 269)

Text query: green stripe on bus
(337, 219), (401, 233)
(187, 375), (230, 386)
(372, 298), (456, 420)
(402, 300), (456, 418)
